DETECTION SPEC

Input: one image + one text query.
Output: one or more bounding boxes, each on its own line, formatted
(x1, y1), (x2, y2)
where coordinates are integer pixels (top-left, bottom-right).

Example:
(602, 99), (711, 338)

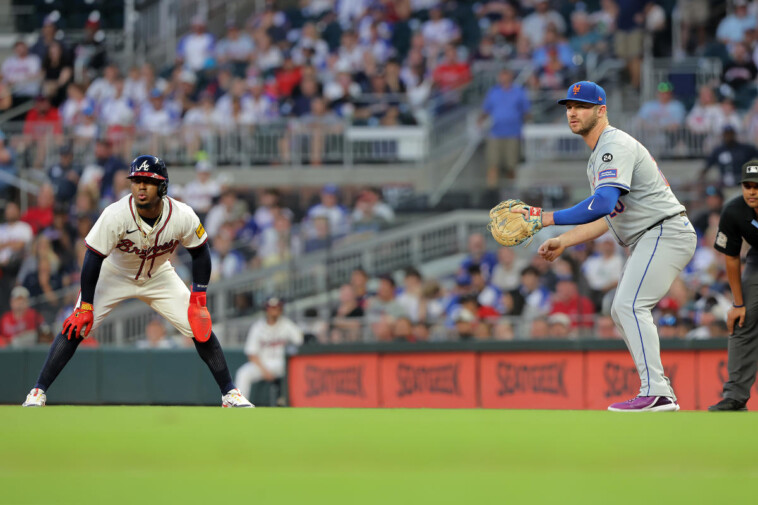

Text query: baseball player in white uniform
(23, 155), (253, 408)
(235, 297), (303, 401)
(529, 81), (697, 411)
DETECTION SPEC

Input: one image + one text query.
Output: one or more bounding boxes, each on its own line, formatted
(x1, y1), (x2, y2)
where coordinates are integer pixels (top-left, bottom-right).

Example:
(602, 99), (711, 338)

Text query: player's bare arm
(539, 219), (609, 262)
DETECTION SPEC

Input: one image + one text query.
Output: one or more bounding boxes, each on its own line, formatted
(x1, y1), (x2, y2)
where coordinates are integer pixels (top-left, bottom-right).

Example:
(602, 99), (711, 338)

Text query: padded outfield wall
(287, 339), (733, 411)
(0, 339), (732, 409)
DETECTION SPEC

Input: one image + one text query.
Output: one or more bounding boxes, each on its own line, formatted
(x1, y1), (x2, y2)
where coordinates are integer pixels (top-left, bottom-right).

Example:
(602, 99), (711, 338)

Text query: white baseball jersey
(243, 316), (304, 369)
(587, 127), (685, 246)
(85, 195), (207, 280)
(82, 195), (208, 338)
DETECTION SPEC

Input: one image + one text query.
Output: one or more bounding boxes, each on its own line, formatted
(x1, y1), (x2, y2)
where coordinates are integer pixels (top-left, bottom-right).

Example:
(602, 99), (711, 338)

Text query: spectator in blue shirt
(459, 232), (498, 284)
(0, 130), (18, 201)
(532, 25), (575, 70)
(716, 0), (755, 48)
(637, 81), (686, 131)
(479, 68), (531, 188)
(569, 11), (605, 62)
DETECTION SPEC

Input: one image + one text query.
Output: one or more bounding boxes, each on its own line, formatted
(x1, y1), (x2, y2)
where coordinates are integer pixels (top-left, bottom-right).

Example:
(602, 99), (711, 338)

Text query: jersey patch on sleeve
(601, 153), (613, 162)
(598, 169), (617, 180)
(716, 231), (727, 248)
(195, 223), (206, 239)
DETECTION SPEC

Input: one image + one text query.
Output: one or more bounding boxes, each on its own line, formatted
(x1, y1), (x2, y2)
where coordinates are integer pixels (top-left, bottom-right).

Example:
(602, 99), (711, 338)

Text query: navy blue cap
(557, 81), (607, 106)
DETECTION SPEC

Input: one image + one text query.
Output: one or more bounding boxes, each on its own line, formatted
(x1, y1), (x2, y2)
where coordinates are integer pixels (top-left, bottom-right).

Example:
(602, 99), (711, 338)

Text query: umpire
(710, 160), (758, 411)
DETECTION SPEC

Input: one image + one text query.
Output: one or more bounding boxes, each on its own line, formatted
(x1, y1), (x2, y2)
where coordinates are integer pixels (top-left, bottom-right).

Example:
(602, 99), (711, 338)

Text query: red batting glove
(188, 291), (212, 343)
(62, 302), (94, 340)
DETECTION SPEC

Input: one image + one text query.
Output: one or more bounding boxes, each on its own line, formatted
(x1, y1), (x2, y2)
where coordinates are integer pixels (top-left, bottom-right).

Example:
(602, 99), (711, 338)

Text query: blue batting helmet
(128, 155), (169, 197)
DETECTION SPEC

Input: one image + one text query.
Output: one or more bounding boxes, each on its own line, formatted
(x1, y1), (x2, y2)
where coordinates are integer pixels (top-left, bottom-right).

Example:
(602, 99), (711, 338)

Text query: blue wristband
(192, 282), (208, 292)
(733, 303), (745, 308)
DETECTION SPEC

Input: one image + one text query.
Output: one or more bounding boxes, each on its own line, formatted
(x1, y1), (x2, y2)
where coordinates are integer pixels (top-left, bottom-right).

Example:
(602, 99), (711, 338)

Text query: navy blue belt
(645, 211), (687, 232)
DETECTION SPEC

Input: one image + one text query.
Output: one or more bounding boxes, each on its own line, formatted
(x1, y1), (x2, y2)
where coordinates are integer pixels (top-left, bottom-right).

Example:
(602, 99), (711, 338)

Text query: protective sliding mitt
(188, 290), (212, 342)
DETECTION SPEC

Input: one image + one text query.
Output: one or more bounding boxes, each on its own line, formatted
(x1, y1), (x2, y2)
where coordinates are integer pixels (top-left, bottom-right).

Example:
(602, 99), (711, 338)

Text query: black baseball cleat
(708, 398), (748, 412)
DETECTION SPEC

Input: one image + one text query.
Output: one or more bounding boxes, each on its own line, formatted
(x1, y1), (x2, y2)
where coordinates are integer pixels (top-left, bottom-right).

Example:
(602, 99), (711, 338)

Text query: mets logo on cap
(558, 81), (607, 106)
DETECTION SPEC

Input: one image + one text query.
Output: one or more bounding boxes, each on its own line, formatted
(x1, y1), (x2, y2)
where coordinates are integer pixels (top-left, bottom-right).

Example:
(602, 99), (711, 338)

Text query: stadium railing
(43, 209), (491, 347)
(0, 119), (423, 168)
(523, 119), (714, 161)
(641, 57), (723, 107)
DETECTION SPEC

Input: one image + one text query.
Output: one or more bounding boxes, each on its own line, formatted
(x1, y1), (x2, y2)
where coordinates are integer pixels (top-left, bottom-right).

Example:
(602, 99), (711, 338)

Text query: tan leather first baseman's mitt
(487, 199), (543, 247)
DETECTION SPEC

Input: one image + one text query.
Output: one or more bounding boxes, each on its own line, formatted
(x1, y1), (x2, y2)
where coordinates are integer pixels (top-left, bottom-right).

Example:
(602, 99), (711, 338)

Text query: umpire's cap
(557, 81), (607, 106)
(742, 160), (758, 183)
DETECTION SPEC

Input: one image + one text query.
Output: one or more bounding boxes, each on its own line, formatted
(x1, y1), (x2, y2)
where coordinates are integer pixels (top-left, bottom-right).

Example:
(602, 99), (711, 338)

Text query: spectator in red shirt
(0, 286), (44, 347)
(22, 94), (62, 168)
(21, 182), (55, 233)
(432, 44), (471, 92)
(275, 53), (302, 99)
(549, 277), (595, 329)
(23, 94), (62, 137)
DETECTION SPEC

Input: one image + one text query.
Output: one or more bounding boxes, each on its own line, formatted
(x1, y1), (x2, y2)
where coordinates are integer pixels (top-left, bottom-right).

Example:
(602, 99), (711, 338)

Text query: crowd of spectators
(0, 1), (754, 346)
(0, 0), (718, 171)
(0, 158), (737, 347)
(313, 217), (731, 344)
(0, 151), (402, 345)
(1, 1), (757, 173)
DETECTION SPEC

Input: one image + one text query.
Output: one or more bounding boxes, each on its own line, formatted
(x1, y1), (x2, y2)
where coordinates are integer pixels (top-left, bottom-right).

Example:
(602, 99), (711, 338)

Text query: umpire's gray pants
(723, 258), (758, 402)
(610, 216), (697, 399)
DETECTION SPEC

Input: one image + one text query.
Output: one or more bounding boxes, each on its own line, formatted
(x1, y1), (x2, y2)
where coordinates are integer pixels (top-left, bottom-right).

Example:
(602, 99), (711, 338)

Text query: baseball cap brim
(557, 97), (602, 105)
(128, 172), (167, 181)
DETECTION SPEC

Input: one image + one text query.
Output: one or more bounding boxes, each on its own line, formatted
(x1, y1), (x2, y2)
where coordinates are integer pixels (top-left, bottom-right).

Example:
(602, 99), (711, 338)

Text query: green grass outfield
(1, 407), (755, 505)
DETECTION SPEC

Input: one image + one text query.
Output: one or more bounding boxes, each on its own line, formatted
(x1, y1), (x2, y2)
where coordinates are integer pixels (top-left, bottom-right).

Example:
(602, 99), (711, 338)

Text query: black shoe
(708, 398), (748, 411)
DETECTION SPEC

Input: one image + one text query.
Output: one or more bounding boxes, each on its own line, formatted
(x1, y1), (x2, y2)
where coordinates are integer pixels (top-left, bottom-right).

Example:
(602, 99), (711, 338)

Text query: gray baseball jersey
(587, 127), (685, 247)
(584, 126), (696, 402)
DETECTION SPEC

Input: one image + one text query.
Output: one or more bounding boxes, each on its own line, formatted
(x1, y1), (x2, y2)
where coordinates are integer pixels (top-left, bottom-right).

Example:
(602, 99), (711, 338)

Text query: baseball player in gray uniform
(535, 81), (697, 411)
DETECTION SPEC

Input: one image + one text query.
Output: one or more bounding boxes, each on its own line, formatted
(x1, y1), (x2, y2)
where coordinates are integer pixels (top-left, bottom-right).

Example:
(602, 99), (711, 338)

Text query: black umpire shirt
(714, 196), (758, 258)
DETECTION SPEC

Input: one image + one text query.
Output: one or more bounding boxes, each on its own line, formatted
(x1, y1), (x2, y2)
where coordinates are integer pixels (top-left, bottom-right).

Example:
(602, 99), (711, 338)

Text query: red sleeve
(462, 65), (472, 85)
(50, 109), (62, 135)
(581, 297), (596, 327)
(0, 313), (10, 344)
(23, 111), (35, 136)
(432, 66), (443, 86)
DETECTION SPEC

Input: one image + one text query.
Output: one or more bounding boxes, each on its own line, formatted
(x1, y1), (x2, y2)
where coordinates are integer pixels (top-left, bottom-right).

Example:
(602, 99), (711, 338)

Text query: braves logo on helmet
(128, 155), (169, 197)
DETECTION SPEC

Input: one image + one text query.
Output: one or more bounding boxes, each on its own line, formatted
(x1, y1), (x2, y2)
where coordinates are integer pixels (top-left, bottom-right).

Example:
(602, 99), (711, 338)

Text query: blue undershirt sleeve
(80, 249), (104, 305)
(552, 186), (622, 226)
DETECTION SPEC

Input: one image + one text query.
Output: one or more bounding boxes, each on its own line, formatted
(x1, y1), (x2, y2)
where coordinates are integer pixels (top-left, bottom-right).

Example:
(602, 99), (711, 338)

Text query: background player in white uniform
(235, 297), (303, 401)
(23, 155), (253, 408)
(532, 81), (697, 411)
